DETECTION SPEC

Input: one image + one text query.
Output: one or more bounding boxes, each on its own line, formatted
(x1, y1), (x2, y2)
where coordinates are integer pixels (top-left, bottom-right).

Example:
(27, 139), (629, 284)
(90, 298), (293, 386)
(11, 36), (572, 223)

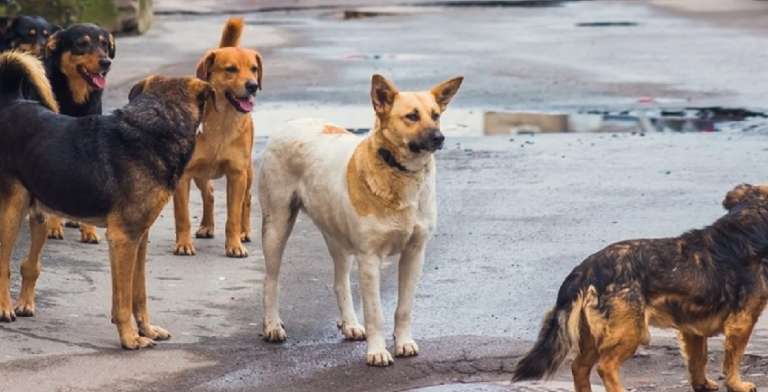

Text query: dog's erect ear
(45, 31), (61, 59)
(723, 184), (753, 211)
(0, 17), (14, 39)
(371, 74), (398, 117)
(254, 51), (263, 91)
(107, 33), (116, 59)
(431, 76), (463, 112)
(128, 78), (148, 102)
(195, 50), (216, 81)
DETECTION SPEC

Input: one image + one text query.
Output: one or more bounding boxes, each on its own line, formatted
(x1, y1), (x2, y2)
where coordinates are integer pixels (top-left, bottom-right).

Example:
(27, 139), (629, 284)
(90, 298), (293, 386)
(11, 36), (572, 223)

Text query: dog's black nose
(245, 80), (260, 95)
(99, 58), (112, 71)
(430, 130), (445, 148)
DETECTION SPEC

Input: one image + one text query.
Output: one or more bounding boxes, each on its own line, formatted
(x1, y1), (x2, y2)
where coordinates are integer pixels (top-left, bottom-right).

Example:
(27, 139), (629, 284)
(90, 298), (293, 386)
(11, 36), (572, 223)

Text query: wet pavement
(2, 1), (768, 391)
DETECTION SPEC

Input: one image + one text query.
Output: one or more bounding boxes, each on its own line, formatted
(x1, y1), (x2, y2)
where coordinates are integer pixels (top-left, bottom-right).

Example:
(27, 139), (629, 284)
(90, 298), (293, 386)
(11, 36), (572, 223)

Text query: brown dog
(0, 51), (213, 348)
(173, 17), (262, 258)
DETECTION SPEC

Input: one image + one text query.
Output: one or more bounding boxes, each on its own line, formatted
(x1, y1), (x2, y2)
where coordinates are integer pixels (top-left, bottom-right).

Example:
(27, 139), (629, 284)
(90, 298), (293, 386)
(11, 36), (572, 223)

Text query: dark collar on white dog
(378, 148), (410, 173)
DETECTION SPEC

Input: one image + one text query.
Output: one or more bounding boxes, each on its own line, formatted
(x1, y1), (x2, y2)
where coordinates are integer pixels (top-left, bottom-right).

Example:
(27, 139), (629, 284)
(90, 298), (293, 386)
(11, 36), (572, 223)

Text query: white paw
(366, 349), (394, 367)
(395, 340), (419, 357)
(263, 320), (287, 343)
(337, 321), (366, 341)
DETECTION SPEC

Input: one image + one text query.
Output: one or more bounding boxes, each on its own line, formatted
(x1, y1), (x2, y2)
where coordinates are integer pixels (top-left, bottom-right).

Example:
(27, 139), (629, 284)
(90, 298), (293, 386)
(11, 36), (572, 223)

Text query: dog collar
(378, 148), (411, 173)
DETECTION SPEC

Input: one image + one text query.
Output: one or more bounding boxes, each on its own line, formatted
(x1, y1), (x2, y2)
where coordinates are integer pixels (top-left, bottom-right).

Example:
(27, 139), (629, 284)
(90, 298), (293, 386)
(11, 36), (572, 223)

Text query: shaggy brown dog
(0, 51), (213, 349)
(513, 184), (768, 392)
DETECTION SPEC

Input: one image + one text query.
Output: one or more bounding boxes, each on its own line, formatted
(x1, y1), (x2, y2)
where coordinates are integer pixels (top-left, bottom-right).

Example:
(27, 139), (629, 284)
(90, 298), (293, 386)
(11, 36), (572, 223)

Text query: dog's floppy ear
(371, 74), (398, 117)
(723, 184), (754, 211)
(107, 33), (116, 59)
(195, 50), (216, 81)
(254, 51), (263, 91)
(45, 30), (61, 59)
(431, 76), (463, 112)
(191, 78), (217, 112)
(128, 78), (149, 102)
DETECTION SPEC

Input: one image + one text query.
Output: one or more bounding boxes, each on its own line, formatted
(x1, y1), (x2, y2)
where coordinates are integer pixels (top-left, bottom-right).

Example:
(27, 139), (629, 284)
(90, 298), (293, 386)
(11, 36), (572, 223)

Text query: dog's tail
(0, 51), (59, 112)
(219, 17), (244, 48)
(512, 269), (594, 382)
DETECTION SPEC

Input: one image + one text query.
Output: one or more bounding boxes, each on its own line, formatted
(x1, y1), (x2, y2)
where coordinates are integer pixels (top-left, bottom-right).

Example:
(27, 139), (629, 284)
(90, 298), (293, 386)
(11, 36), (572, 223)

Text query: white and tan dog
(258, 74), (462, 366)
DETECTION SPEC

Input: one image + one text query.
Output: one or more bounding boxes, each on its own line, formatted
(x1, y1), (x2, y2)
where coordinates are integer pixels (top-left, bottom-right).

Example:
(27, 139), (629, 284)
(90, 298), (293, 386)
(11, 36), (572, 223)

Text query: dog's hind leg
(194, 177), (215, 239)
(173, 175), (196, 255)
(572, 320), (599, 392)
(722, 308), (761, 392)
(15, 211), (47, 317)
(394, 231), (428, 358)
(260, 191), (299, 343)
(595, 289), (646, 392)
(0, 182), (28, 322)
(359, 254), (393, 366)
(325, 236), (364, 341)
(133, 231), (170, 342)
(679, 332), (718, 392)
(239, 164), (253, 243)
(46, 215), (64, 240)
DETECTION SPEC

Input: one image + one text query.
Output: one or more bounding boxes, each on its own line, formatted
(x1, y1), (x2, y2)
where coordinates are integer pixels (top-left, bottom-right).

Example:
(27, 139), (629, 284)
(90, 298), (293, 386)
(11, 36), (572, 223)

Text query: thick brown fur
(0, 51), (213, 348)
(173, 17), (264, 258)
(513, 184), (768, 392)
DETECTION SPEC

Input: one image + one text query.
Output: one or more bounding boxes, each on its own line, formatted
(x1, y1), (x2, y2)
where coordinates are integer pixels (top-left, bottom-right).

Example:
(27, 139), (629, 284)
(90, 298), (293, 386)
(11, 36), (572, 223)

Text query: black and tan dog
(0, 15), (59, 57)
(42, 23), (116, 243)
(0, 51), (212, 349)
(513, 184), (768, 392)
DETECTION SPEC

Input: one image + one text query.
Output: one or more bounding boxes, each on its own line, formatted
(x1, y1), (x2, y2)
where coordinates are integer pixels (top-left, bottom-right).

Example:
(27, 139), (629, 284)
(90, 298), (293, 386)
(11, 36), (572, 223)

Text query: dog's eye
(405, 111), (420, 122)
(251, 66), (258, 73)
(431, 111), (440, 121)
(225, 66), (238, 73)
(42, 30), (49, 36)
(28, 29), (36, 36)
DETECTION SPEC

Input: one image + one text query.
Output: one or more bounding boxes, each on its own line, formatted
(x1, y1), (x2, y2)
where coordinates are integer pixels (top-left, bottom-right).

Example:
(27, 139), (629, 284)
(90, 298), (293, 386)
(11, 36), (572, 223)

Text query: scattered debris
(577, 21), (639, 27)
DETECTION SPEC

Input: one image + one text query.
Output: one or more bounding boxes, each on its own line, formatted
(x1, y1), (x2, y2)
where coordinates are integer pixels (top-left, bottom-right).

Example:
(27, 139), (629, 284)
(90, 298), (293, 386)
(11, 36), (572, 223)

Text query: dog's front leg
(723, 314), (759, 392)
(108, 226), (153, 349)
(173, 175), (196, 256)
(394, 234), (427, 358)
(15, 212), (48, 316)
(224, 171), (248, 258)
(358, 254), (393, 366)
(240, 164), (254, 243)
(133, 232), (170, 342)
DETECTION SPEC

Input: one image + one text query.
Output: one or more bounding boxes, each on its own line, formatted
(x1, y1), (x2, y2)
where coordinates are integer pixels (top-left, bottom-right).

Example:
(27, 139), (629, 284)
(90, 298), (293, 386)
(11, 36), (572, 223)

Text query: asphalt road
(1, 1), (768, 391)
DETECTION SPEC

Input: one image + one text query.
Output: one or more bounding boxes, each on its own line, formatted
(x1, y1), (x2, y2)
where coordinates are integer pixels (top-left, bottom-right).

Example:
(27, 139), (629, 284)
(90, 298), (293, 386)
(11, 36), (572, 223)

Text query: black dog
(0, 51), (213, 349)
(0, 15), (58, 57)
(43, 23), (116, 242)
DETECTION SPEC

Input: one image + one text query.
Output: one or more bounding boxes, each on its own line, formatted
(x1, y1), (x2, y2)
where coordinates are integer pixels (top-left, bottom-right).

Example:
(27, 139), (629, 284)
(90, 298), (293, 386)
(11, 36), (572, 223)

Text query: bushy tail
(512, 272), (593, 382)
(0, 51), (59, 112)
(219, 17), (244, 48)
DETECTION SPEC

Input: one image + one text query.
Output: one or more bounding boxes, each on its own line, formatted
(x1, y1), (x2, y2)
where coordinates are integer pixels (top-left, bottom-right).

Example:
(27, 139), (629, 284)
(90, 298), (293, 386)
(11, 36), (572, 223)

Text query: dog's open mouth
(225, 91), (255, 113)
(77, 66), (108, 90)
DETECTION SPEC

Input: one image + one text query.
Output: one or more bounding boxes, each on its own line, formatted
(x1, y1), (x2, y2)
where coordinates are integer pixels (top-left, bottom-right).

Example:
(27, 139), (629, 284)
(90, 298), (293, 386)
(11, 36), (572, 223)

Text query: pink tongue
(237, 98), (254, 112)
(91, 73), (107, 89)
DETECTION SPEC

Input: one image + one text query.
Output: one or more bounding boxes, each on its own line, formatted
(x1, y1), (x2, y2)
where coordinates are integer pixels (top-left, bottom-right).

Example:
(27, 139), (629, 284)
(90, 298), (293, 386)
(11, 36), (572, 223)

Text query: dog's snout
(99, 58), (112, 71)
(245, 80), (260, 94)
